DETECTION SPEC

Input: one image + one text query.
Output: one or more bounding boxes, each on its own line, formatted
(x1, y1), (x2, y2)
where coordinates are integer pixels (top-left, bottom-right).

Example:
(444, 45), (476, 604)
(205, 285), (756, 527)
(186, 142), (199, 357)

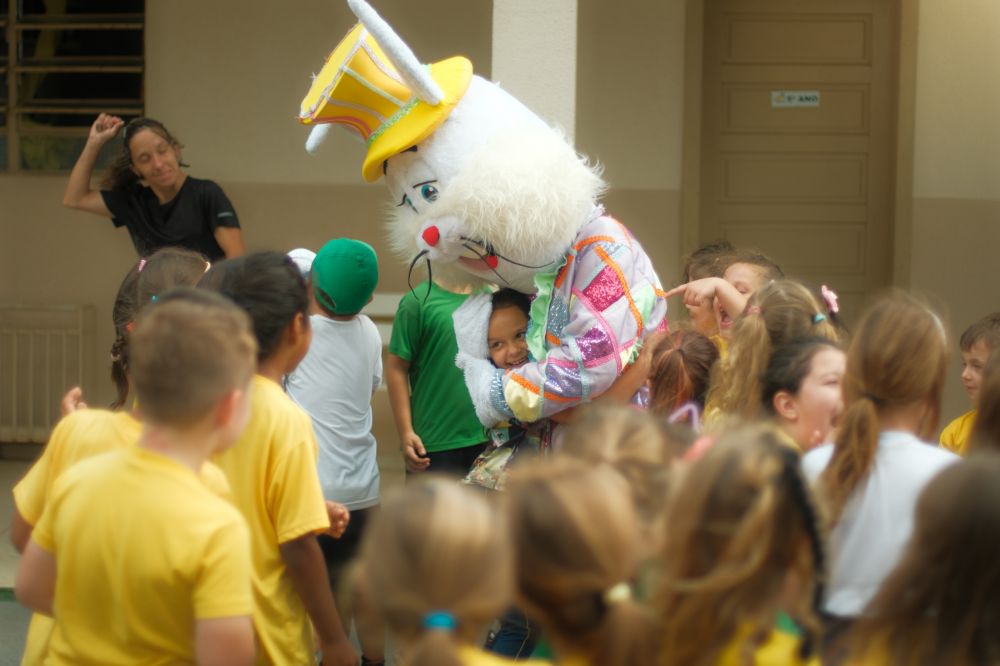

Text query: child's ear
(773, 391), (799, 421)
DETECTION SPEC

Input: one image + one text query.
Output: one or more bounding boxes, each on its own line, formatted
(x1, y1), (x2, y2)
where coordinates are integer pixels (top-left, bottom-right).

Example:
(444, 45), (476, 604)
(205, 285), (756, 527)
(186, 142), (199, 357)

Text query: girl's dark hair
(136, 247), (209, 305)
(820, 292), (948, 527)
(108, 247), (209, 409)
(648, 329), (719, 415)
(762, 337), (843, 415)
(199, 251), (309, 362)
(492, 288), (531, 317)
(110, 263), (143, 409)
(101, 117), (186, 191)
(849, 455), (1000, 664)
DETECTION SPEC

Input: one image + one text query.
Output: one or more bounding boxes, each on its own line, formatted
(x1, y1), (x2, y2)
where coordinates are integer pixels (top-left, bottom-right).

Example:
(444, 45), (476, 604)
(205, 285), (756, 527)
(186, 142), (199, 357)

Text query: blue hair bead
(812, 313), (826, 324)
(423, 610), (457, 632)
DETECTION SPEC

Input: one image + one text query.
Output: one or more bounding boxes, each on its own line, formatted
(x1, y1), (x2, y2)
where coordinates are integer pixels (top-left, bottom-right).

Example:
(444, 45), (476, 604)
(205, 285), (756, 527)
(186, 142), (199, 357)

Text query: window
(2, 0), (144, 172)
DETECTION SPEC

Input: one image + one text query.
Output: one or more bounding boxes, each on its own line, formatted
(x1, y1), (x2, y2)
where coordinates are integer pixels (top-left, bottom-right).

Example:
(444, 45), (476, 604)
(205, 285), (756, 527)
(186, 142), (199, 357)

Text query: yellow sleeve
(266, 413), (329, 544)
(29, 471), (72, 554)
(940, 411), (973, 455)
(193, 514), (254, 619)
(11, 417), (75, 525)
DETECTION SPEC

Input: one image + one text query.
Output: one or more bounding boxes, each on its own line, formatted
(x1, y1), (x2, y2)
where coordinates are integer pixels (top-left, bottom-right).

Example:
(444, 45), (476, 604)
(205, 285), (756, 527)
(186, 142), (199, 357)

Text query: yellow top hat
(299, 23), (473, 183)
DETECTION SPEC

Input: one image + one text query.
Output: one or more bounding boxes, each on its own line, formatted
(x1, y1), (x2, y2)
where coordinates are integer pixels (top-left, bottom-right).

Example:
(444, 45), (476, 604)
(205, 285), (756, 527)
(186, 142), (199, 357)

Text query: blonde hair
(560, 405), (688, 546)
(706, 280), (839, 420)
(849, 455), (1000, 665)
(359, 478), (512, 666)
(504, 459), (658, 666)
(819, 293), (948, 525)
(129, 289), (256, 426)
(658, 424), (824, 666)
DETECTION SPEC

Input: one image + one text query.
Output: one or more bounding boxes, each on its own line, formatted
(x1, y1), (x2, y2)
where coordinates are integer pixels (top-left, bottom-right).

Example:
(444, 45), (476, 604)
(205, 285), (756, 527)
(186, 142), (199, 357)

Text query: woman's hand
(88, 113), (124, 146)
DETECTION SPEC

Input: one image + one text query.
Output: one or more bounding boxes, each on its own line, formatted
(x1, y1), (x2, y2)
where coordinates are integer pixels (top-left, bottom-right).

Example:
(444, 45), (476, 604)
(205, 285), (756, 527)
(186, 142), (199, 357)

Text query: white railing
(0, 305), (95, 444)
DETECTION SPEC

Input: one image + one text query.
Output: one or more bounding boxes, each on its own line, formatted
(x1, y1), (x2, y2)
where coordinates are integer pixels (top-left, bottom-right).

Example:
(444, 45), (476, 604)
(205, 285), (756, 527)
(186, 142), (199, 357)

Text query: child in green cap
(285, 238), (385, 666)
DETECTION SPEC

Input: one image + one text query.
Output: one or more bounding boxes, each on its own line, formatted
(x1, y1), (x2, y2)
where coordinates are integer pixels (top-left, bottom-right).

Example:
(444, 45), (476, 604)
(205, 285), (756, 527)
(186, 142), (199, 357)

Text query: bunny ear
(346, 0), (445, 105)
(305, 123), (333, 154)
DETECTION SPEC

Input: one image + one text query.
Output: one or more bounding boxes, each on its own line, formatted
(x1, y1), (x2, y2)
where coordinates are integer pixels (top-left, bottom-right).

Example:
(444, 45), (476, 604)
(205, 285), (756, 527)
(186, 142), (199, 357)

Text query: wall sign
(771, 91), (821, 108)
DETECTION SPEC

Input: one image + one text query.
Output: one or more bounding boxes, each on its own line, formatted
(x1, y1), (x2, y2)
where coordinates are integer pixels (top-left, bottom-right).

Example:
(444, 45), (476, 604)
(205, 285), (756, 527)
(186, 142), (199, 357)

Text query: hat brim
(360, 57), (472, 182)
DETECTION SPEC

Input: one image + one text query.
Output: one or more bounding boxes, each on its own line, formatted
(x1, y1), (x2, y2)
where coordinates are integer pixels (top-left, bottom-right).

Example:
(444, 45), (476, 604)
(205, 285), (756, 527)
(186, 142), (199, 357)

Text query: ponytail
(708, 307), (772, 419)
(592, 595), (660, 666)
(820, 394), (880, 526)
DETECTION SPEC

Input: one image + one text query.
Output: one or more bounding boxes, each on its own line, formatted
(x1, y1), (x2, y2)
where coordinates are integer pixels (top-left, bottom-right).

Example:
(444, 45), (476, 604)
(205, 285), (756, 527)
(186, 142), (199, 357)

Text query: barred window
(1, 0), (144, 172)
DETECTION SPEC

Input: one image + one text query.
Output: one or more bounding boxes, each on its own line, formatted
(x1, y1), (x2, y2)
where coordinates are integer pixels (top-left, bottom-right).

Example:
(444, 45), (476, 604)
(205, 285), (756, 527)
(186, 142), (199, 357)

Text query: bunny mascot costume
(299, 0), (667, 427)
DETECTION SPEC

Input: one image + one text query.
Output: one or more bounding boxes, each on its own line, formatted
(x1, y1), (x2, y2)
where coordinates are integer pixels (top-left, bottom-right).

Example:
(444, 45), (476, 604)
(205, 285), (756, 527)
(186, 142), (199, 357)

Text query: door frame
(678, 0), (918, 288)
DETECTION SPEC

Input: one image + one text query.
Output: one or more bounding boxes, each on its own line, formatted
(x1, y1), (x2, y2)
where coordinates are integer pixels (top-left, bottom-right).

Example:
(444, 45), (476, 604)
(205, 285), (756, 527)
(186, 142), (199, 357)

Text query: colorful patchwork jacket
(456, 208), (668, 426)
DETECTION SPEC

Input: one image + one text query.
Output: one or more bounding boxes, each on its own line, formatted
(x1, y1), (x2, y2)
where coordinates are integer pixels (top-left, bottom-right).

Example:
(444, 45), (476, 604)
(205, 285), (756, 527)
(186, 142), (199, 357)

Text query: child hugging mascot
(299, 0), (667, 427)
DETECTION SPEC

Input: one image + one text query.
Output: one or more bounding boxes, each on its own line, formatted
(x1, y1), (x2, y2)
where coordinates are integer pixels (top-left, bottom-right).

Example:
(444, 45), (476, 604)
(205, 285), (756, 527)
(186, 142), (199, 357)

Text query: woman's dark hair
(492, 288), (531, 317)
(108, 247), (209, 409)
(199, 251), (310, 362)
(101, 117), (186, 191)
(762, 337), (843, 416)
(648, 329), (719, 415)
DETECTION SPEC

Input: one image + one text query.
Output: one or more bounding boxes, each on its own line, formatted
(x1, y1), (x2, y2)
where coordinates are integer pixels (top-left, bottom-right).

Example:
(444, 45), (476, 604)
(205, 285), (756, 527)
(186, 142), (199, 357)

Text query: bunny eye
(419, 183), (439, 202)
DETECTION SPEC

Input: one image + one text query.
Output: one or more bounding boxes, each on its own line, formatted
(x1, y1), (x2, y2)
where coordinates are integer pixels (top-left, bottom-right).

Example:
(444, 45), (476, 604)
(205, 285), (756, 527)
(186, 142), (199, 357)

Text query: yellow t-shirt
(13, 410), (233, 666)
(457, 645), (551, 665)
(32, 447), (252, 665)
(940, 409), (976, 456)
(716, 625), (819, 666)
(710, 334), (729, 361)
(211, 374), (330, 666)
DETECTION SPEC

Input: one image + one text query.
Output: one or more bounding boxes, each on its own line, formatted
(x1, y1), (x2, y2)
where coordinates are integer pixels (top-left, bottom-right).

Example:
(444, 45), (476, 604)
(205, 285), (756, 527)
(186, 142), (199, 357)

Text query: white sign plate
(771, 90), (821, 108)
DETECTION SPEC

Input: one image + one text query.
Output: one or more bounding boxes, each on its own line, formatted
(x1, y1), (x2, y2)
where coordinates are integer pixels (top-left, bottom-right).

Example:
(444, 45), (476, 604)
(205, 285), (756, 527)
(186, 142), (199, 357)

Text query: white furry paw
(456, 354), (507, 427)
(452, 292), (493, 360)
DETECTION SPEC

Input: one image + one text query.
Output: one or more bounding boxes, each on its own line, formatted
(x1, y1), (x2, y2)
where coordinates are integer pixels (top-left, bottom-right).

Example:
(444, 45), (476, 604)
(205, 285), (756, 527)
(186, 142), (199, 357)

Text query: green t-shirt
(388, 281), (487, 452)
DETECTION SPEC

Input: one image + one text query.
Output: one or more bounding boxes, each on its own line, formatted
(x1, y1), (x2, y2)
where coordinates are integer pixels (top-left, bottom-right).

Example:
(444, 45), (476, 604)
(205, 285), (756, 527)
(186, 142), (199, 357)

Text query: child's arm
(385, 353), (430, 472)
(15, 538), (56, 615)
(665, 277), (748, 320)
(279, 535), (358, 666)
(195, 616), (255, 666)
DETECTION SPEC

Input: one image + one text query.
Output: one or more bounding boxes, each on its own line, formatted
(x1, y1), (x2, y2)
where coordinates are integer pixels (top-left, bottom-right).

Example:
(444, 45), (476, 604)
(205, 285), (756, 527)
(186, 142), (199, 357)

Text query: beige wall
(1, 0), (687, 434)
(908, 0), (1000, 424)
(577, 0), (687, 284)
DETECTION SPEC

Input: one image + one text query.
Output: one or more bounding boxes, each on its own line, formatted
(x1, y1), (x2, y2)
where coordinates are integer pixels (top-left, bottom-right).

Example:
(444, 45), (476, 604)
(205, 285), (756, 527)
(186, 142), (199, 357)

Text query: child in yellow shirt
(15, 291), (258, 665)
(940, 312), (1000, 455)
(201, 252), (356, 666)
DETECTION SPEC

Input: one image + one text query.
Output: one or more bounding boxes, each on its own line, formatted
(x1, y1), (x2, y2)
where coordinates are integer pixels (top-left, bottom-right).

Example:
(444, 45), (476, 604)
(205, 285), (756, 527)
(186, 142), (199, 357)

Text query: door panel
(701, 0), (895, 323)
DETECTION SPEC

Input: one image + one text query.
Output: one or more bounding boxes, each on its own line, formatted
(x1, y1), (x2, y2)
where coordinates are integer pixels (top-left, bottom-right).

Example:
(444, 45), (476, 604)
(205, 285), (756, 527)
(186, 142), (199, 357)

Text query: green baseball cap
(312, 238), (379, 315)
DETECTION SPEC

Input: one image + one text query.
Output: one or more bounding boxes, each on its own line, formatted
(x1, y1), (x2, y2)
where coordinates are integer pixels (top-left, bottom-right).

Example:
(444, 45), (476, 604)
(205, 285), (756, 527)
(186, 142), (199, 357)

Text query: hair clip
(603, 582), (632, 604)
(746, 305), (762, 315)
(150, 295), (158, 303)
(423, 610), (457, 632)
(137, 258), (147, 272)
(812, 313), (826, 324)
(820, 285), (839, 314)
(125, 321), (136, 333)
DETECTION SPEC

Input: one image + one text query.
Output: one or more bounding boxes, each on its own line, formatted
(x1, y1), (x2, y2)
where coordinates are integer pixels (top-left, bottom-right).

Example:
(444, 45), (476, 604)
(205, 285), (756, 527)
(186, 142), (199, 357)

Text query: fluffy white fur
(385, 79), (606, 293)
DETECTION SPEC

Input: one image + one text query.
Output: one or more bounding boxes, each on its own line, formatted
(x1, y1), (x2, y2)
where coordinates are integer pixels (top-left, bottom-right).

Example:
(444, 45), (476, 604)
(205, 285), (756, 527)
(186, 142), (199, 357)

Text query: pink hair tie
(137, 258), (147, 272)
(821, 284), (839, 314)
(746, 305), (762, 315)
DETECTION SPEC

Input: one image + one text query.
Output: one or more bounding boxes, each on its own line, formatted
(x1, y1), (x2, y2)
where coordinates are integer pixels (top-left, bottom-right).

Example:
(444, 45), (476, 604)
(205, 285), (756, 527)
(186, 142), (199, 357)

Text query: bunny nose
(422, 226), (440, 247)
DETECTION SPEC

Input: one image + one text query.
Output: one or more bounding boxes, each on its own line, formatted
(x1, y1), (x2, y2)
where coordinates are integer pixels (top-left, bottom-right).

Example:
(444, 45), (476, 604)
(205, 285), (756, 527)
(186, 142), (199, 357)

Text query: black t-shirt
(101, 177), (240, 261)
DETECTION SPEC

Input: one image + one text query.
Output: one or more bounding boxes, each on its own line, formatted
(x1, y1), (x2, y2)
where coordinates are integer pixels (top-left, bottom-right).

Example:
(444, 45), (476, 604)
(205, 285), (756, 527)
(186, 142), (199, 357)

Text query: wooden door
(700, 0), (896, 322)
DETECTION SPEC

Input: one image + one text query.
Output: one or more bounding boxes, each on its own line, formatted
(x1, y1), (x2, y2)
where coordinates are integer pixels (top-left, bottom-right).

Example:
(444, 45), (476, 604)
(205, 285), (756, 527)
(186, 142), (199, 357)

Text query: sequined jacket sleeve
(493, 216), (668, 423)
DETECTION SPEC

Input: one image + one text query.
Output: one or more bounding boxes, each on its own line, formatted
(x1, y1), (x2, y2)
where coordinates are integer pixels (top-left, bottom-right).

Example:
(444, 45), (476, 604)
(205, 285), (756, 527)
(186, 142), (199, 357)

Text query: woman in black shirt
(63, 114), (246, 261)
